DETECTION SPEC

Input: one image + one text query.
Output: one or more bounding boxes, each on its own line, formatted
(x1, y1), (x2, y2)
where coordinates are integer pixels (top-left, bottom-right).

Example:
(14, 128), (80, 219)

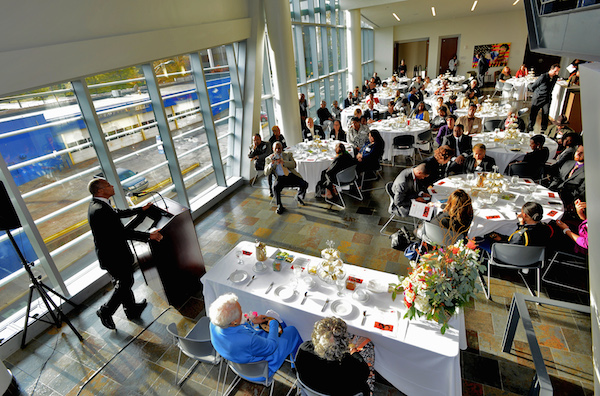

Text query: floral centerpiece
(391, 239), (485, 334)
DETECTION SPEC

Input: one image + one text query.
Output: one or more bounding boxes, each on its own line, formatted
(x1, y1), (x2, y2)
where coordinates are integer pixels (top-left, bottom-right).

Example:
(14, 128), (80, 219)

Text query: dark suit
(528, 72), (558, 131)
(302, 125), (325, 141)
(88, 199), (150, 315)
(329, 129), (347, 142)
(248, 141), (272, 171)
(441, 134), (473, 158)
(548, 160), (585, 205)
(344, 98), (353, 108)
(317, 152), (356, 193)
(463, 155), (496, 173)
(391, 168), (425, 216)
(364, 108), (380, 122)
(422, 156), (461, 185)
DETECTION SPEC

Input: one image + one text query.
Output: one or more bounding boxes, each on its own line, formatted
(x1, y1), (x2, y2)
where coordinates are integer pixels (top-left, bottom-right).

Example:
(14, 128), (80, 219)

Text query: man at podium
(88, 178), (163, 330)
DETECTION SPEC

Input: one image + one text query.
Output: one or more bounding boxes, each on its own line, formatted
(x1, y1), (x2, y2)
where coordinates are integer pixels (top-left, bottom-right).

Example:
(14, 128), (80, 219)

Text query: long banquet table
(428, 173), (564, 239)
(202, 241), (466, 396)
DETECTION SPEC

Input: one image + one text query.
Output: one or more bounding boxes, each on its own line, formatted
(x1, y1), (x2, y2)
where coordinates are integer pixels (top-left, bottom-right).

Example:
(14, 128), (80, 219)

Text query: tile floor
(4, 163), (593, 396)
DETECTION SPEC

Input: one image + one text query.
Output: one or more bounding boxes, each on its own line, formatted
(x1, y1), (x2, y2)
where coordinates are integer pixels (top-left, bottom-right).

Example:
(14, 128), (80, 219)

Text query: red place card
(436, 181), (446, 185)
(374, 322), (394, 332)
(242, 250), (253, 255)
(306, 158), (316, 162)
(423, 206), (431, 217)
(547, 210), (558, 217)
(524, 179), (532, 184)
(548, 192), (556, 198)
(430, 189), (437, 194)
(486, 215), (501, 219)
(348, 276), (363, 284)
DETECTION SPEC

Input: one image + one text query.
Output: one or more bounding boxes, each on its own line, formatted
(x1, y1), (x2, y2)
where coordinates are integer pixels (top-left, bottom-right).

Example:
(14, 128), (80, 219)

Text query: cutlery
(301, 292), (308, 305)
(246, 275), (256, 287)
(361, 310), (367, 326)
(265, 281), (274, 294)
(321, 298), (329, 312)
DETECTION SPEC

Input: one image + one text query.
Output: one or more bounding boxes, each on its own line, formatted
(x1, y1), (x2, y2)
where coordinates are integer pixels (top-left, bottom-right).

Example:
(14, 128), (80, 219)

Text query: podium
(128, 197), (205, 306)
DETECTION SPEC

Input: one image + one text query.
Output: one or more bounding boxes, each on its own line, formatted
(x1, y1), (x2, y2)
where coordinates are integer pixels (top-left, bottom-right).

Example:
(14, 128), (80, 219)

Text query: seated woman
(460, 90), (478, 108)
(393, 89), (402, 102)
(433, 96), (449, 115)
(555, 199), (587, 255)
(423, 145), (457, 185)
(523, 134), (549, 167)
(315, 143), (356, 199)
(382, 100), (397, 119)
(501, 108), (526, 131)
(430, 106), (448, 131)
(329, 120), (347, 142)
(498, 66), (512, 83)
(356, 130), (384, 174)
(463, 143), (496, 173)
(295, 317), (374, 396)
(515, 64), (528, 78)
(433, 189), (473, 238)
(395, 98), (411, 116)
(208, 293), (303, 379)
(485, 202), (553, 250)
(410, 101), (430, 122)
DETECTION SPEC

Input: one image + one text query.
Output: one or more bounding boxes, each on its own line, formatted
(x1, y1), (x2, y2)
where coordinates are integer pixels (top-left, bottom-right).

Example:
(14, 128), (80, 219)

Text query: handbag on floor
(390, 226), (412, 251)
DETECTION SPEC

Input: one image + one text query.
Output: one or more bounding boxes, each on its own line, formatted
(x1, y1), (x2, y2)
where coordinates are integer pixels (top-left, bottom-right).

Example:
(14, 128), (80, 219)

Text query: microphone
(129, 191), (168, 209)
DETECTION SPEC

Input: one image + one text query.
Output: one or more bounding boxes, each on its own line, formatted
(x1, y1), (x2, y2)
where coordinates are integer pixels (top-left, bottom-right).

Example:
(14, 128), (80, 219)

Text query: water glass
(511, 175), (519, 185)
(335, 275), (347, 297)
(236, 250), (243, 265)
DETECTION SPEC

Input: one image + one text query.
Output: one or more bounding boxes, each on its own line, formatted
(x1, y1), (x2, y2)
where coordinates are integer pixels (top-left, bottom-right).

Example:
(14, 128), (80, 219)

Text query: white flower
(415, 295), (431, 313)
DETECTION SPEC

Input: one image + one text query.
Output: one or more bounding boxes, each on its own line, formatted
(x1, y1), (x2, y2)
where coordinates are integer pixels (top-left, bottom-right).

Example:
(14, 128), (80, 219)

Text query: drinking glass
(335, 275), (347, 297)
(236, 250), (243, 265)
(466, 173), (475, 185)
(511, 175), (519, 185)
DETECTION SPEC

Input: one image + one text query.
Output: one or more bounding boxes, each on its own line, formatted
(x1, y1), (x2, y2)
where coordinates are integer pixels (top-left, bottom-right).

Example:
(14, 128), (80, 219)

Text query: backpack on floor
(390, 226), (412, 251)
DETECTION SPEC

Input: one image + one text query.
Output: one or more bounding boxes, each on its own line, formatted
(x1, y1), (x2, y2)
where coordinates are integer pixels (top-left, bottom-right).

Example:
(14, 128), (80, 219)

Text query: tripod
(6, 230), (83, 348)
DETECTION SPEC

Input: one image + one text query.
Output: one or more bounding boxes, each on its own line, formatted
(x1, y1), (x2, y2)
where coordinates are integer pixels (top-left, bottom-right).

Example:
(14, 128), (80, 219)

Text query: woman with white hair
(295, 317), (374, 395)
(208, 293), (303, 379)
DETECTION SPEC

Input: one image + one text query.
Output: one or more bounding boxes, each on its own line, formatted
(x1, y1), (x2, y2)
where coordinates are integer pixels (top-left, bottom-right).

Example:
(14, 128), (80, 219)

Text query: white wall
(390, 10), (527, 79)
(0, 0), (251, 96)
(579, 62), (600, 394)
(374, 27), (394, 77)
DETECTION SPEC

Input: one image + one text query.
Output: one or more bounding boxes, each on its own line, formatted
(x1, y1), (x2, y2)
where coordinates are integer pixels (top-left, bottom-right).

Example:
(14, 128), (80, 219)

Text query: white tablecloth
(428, 174), (564, 239)
(504, 77), (536, 101)
(372, 119), (430, 162)
(470, 131), (558, 173)
(202, 241), (465, 396)
(288, 140), (352, 194)
(340, 104), (388, 128)
(454, 107), (510, 131)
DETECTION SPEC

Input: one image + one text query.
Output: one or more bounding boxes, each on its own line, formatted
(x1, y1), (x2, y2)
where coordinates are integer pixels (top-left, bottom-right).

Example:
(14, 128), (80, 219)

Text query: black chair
(391, 135), (415, 166)
(508, 162), (544, 181)
(484, 119), (503, 132)
(414, 130), (433, 160)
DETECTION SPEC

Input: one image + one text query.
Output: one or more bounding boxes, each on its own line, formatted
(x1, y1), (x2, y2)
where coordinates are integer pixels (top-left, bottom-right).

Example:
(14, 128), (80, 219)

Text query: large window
(361, 26), (374, 79)
(0, 44), (243, 335)
(287, 0), (347, 122)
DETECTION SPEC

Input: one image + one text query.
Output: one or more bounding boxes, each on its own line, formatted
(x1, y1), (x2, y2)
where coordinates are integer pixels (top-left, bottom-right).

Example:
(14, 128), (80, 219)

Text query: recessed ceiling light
(512, 0), (520, 4)
(392, 12), (401, 21)
(471, 0), (478, 11)
(431, 7), (436, 16)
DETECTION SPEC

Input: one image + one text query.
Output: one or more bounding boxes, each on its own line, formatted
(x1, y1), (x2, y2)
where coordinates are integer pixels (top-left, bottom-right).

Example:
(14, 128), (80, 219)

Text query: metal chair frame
(380, 182), (417, 235)
(542, 250), (588, 294)
(486, 244), (545, 299)
(325, 165), (363, 209)
(391, 134), (416, 167)
(166, 318), (222, 387)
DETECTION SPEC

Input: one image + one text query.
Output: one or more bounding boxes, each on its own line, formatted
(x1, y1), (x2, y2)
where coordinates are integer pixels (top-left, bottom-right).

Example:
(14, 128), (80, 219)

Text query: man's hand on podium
(150, 230), (163, 242)
(142, 202), (154, 211)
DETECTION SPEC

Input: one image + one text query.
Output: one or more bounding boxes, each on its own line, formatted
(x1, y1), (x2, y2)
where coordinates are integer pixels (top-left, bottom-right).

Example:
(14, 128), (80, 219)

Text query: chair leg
(177, 360), (200, 386)
(380, 214), (396, 235)
(174, 349), (182, 385)
(486, 261), (492, 300)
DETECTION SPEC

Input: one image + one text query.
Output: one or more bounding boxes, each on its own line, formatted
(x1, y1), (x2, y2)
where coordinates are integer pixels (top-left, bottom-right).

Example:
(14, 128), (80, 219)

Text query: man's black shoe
(296, 196), (305, 206)
(96, 308), (116, 330)
(276, 205), (286, 215)
(125, 299), (147, 320)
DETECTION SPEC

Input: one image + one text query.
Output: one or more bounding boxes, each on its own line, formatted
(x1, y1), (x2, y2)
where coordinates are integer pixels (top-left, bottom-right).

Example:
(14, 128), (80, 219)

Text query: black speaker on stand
(0, 181), (82, 348)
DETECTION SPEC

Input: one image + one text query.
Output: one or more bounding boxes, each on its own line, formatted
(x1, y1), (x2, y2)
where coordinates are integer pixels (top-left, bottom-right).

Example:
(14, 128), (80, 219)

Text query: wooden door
(439, 37), (459, 75)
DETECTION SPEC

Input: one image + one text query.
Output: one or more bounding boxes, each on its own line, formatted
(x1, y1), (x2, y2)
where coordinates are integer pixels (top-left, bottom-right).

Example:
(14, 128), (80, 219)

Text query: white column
(240, 0), (265, 180)
(346, 9), (362, 92)
(579, 62), (600, 394)
(265, 0), (302, 146)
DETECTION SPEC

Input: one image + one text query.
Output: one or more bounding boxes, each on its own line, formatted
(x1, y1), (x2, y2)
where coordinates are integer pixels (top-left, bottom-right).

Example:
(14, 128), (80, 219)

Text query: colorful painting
(472, 43), (511, 68)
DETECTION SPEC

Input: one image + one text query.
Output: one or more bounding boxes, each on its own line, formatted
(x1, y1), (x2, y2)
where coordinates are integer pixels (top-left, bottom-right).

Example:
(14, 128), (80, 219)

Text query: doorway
(395, 40), (429, 77)
(439, 37), (459, 76)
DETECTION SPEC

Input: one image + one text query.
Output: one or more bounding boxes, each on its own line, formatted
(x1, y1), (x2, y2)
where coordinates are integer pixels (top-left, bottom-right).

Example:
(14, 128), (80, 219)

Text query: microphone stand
(6, 229), (83, 348)
(131, 191), (168, 210)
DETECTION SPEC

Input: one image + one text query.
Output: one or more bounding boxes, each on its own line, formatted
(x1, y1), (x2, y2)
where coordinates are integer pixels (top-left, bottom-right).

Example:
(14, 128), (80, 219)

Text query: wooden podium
(128, 197), (205, 306)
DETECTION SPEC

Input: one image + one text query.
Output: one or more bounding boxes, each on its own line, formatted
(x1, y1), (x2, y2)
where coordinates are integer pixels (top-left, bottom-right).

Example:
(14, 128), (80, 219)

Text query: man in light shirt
(265, 142), (309, 214)
(456, 103), (482, 135)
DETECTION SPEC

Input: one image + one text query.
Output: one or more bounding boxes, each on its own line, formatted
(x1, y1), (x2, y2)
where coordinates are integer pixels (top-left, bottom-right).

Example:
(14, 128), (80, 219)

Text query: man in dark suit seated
(302, 117), (325, 141)
(463, 143), (496, 173)
(343, 91), (354, 108)
(391, 163), (431, 217)
(364, 101), (380, 124)
(548, 145), (585, 208)
(441, 124), (472, 166)
(248, 134), (272, 172)
(88, 178), (163, 330)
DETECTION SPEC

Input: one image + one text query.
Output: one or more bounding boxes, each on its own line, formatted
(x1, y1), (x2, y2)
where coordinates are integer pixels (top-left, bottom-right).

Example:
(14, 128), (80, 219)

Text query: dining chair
(413, 130), (433, 160)
(421, 222), (461, 247)
(542, 250), (588, 294)
(508, 162), (544, 182)
(325, 165), (363, 209)
(166, 317), (222, 387)
(296, 375), (363, 396)
(491, 81), (503, 98)
(486, 243), (545, 299)
(484, 119), (503, 132)
(221, 358), (296, 396)
(380, 182), (417, 235)
(391, 134), (415, 166)
(501, 82), (514, 99)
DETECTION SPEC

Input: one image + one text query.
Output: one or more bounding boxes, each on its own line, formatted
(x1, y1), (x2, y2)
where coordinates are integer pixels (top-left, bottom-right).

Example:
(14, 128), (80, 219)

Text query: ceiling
(340, 0), (524, 28)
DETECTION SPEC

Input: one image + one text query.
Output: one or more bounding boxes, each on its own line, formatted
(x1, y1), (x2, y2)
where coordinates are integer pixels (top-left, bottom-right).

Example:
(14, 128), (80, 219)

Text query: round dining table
(504, 76), (536, 101)
(287, 140), (353, 195)
(470, 131), (558, 174)
(340, 103), (388, 127)
(428, 173), (564, 239)
(454, 105), (510, 131)
(371, 118), (431, 162)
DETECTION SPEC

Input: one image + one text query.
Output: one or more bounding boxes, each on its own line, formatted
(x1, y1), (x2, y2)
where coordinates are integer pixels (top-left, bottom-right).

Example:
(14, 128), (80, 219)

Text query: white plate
(367, 279), (388, 293)
(253, 262), (269, 273)
(274, 286), (296, 301)
(229, 270), (249, 284)
(330, 299), (354, 318)
(352, 289), (370, 303)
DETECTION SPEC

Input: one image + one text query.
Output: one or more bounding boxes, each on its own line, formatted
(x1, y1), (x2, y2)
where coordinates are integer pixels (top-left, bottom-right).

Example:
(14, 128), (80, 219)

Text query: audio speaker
(0, 181), (21, 231)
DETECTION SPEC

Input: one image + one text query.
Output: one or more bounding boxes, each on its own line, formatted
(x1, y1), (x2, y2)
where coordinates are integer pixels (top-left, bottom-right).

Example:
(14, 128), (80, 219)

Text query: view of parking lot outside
(0, 46), (238, 321)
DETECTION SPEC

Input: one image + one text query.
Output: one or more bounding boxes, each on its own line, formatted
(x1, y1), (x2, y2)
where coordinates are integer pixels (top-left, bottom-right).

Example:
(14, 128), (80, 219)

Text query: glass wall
(0, 44), (243, 330)
(362, 26), (375, 79)
(288, 0), (347, 124)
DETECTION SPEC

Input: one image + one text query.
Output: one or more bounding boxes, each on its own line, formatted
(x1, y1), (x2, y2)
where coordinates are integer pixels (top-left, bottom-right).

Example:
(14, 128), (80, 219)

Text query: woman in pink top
(556, 199), (588, 254)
